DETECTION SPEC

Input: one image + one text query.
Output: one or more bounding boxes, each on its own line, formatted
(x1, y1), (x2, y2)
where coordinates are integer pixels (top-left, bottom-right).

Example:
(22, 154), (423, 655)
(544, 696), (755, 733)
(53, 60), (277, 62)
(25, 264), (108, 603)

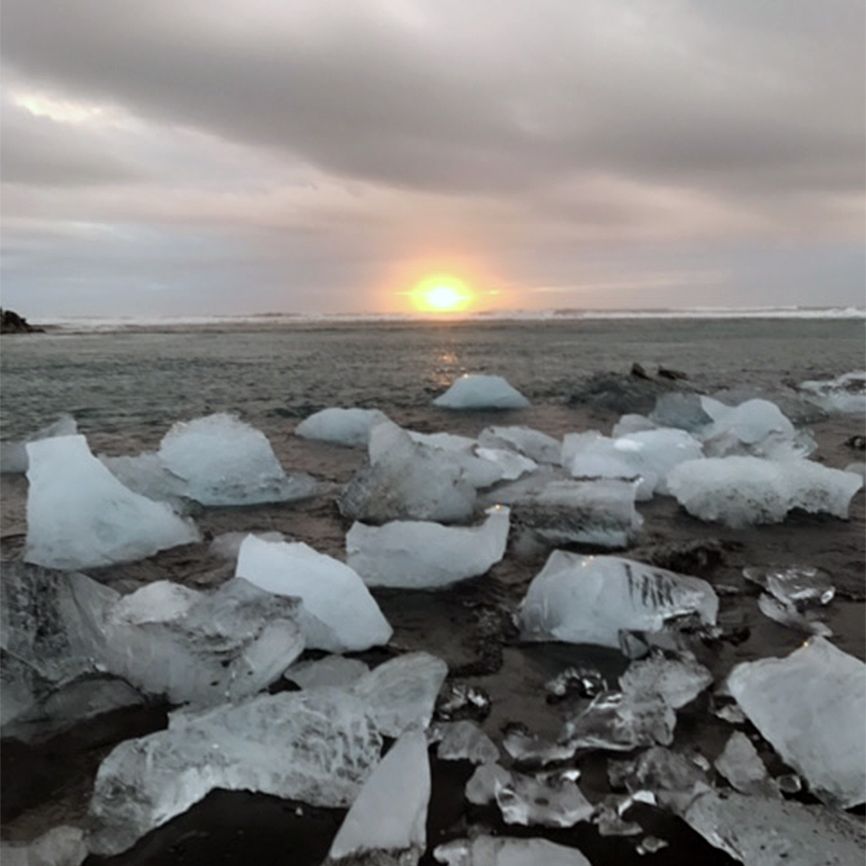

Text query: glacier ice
(618, 653), (713, 709)
(286, 655), (370, 689)
(649, 393), (712, 432)
(352, 652), (448, 737)
(346, 507), (510, 589)
(608, 746), (707, 809)
(563, 691), (676, 751)
(714, 731), (773, 795)
(495, 769), (594, 828)
(700, 398), (800, 457)
(1, 826), (88, 866)
(562, 429), (703, 499)
(726, 637), (866, 808)
(433, 374), (530, 410)
(667, 456), (863, 527)
(799, 370), (866, 415)
(208, 530), (287, 560)
(100, 451), (190, 505)
(435, 836), (591, 866)
(465, 762), (512, 805)
(612, 414), (658, 437)
(340, 421), (477, 523)
(295, 407), (389, 447)
(24, 435), (199, 570)
(235, 534), (392, 652)
(756, 593), (832, 637)
(1, 413), (77, 474)
(327, 730), (430, 865)
(478, 425), (561, 464)
(519, 553), (718, 649)
(87, 689), (384, 856)
(475, 447), (537, 480)
(159, 413), (318, 505)
(546, 666), (608, 700)
(742, 564), (835, 606)
(502, 725), (577, 766)
(406, 429), (505, 489)
(430, 720), (499, 764)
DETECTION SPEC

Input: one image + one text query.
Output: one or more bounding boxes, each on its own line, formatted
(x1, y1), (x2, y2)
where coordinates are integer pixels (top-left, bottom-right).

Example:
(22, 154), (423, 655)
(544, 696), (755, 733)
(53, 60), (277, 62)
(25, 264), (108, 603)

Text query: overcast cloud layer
(2, 0), (864, 316)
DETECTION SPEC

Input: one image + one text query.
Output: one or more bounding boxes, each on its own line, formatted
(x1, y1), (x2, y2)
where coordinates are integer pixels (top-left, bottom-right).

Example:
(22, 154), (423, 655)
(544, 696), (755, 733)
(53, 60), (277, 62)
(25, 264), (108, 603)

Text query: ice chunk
(700, 398), (799, 457)
(104, 578), (304, 705)
(24, 435), (199, 570)
(502, 725), (577, 766)
(1, 414), (78, 474)
(286, 655), (370, 689)
(519, 553), (718, 649)
(430, 720), (499, 764)
(650, 393), (712, 432)
(612, 414), (658, 437)
(340, 421), (477, 523)
(563, 691), (676, 751)
(682, 790), (866, 866)
(208, 530), (287, 560)
(346, 507), (509, 589)
(618, 653), (713, 709)
(546, 666), (608, 700)
(295, 407), (389, 447)
(475, 447), (537, 480)
(727, 637), (866, 807)
(436, 682), (491, 721)
(327, 730), (430, 865)
(668, 456), (863, 527)
(742, 565), (835, 606)
(465, 763), (512, 805)
(352, 652), (448, 736)
(562, 429), (703, 499)
(1, 826), (87, 866)
(478, 425), (561, 464)
(756, 593), (832, 637)
(608, 746), (707, 808)
(88, 689), (384, 856)
(236, 535), (392, 652)
(433, 374), (530, 410)
(714, 731), (773, 795)
(100, 451), (190, 505)
(636, 837), (668, 856)
(159, 413), (318, 505)
(496, 769), (594, 828)
(799, 370), (866, 415)
(434, 836), (591, 866)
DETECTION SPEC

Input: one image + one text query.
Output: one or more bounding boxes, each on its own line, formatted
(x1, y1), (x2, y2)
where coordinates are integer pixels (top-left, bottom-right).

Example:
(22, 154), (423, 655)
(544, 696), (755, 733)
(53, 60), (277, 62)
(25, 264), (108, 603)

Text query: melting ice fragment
(478, 424), (561, 464)
(742, 565), (835, 606)
(434, 835), (592, 866)
(495, 769), (594, 828)
(433, 374), (530, 410)
(0, 413), (77, 474)
(465, 763), (512, 805)
(326, 730), (430, 865)
(667, 456), (862, 527)
(608, 746), (708, 811)
(563, 691), (676, 751)
(756, 593), (832, 637)
(285, 655), (370, 689)
(235, 534), (392, 652)
(726, 637), (866, 808)
(699, 398), (802, 457)
(714, 731), (773, 795)
(346, 507), (509, 589)
(159, 413), (318, 505)
(1, 826), (88, 866)
(518, 553), (718, 649)
(340, 421), (477, 523)
(24, 435), (199, 570)
(88, 689), (384, 856)
(618, 653), (713, 709)
(475, 447), (537, 480)
(295, 406), (390, 447)
(430, 720), (500, 764)
(799, 370), (866, 415)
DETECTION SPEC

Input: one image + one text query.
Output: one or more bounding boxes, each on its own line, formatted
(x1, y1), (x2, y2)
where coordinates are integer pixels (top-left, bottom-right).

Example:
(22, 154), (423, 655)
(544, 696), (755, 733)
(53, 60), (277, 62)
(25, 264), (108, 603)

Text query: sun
(410, 274), (474, 313)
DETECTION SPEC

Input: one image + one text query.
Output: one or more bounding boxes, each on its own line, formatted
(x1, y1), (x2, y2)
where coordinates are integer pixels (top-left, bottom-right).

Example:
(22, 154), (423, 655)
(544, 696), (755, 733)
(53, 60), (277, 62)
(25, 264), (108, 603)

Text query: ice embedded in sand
(667, 456), (863, 527)
(159, 412), (318, 505)
(434, 836), (591, 866)
(87, 689), (384, 856)
(285, 655), (370, 689)
(235, 535), (392, 652)
(519, 553), (718, 649)
(433, 374), (530, 410)
(295, 407), (390, 447)
(24, 435), (199, 570)
(799, 370), (866, 415)
(0, 413), (77, 474)
(345, 506), (510, 589)
(340, 421), (477, 523)
(727, 637), (866, 808)
(326, 730), (430, 865)
(478, 425), (561, 464)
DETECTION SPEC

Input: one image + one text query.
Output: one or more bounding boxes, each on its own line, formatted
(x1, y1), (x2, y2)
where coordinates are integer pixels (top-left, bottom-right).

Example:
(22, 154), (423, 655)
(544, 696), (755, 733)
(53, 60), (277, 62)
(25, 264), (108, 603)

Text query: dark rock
(657, 366), (688, 381)
(845, 435), (866, 452)
(630, 362), (651, 380)
(0, 309), (44, 334)
(568, 372), (679, 415)
(631, 538), (735, 576)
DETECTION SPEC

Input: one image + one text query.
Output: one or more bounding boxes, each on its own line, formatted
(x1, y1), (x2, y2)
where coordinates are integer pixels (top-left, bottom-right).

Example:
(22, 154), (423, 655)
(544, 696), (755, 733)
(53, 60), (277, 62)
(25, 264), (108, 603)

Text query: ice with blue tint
(295, 407), (390, 447)
(433, 374), (530, 410)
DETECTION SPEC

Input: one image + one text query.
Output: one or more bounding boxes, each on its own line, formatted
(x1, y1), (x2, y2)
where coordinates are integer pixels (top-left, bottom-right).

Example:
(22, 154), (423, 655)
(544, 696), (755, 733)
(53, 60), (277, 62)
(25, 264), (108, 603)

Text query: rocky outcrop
(1, 309), (44, 333)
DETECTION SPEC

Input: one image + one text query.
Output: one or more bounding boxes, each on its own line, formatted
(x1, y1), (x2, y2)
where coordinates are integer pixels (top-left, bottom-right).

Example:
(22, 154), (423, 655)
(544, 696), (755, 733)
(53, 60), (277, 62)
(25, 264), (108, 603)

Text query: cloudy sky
(2, 0), (864, 316)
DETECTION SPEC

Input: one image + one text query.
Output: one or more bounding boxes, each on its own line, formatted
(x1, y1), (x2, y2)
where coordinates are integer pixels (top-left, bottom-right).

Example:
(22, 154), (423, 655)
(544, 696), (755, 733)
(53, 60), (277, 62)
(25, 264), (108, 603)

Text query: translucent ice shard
(682, 789), (866, 866)
(433, 374), (530, 410)
(756, 593), (832, 637)
(406, 429), (505, 489)
(340, 421), (477, 523)
(519, 553), (718, 649)
(649, 393), (712, 432)
(799, 370), (866, 415)
(24, 435), (199, 570)
(667, 456), (863, 527)
(103, 577), (305, 705)
(1, 826), (87, 866)
(699, 398), (800, 457)
(352, 652), (448, 737)
(563, 691), (676, 751)
(608, 746), (708, 810)
(618, 653), (713, 709)
(159, 413), (318, 505)
(475, 447), (537, 481)
(430, 720), (499, 764)
(495, 770), (594, 827)
(236, 535), (392, 652)
(478, 425), (561, 464)
(465, 763), (512, 805)
(346, 507), (510, 589)
(742, 565), (835, 606)
(295, 406), (390, 447)
(327, 730), (430, 865)
(726, 637), (866, 807)
(714, 731), (773, 795)
(286, 655), (370, 689)
(100, 451), (190, 505)
(434, 836), (591, 866)
(1, 413), (78, 474)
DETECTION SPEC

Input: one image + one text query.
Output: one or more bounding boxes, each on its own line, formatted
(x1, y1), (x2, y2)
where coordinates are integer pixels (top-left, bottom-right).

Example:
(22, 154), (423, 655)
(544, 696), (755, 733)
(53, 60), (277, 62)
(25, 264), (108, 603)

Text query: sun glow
(410, 274), (474, 313)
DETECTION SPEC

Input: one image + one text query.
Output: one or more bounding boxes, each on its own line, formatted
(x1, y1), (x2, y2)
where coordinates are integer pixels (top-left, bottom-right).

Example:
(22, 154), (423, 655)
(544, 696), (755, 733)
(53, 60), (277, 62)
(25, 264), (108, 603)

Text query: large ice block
(340, 421), (477, 522)
(158, 413), (318, 505)
(295, 407), (390, 447)
(799, 370), (866, 415)
(433, 374), (530, 410)
(726, 637), (866, 808)
(1, 414), (77, 474)
(700, 398), (807, 458)
(406, 429), (505, 489)
(434, 836), (591, 866)
(87, 689), (384, 855)
(519, 553), (718, 649)
(24, 435), (199, 570)
(346, 507), (509, 589)
(327, 730), (430, 864)
(235, 535), (392, 652)
(667, 456), (863, 527)
(478, 425), (561, 464)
